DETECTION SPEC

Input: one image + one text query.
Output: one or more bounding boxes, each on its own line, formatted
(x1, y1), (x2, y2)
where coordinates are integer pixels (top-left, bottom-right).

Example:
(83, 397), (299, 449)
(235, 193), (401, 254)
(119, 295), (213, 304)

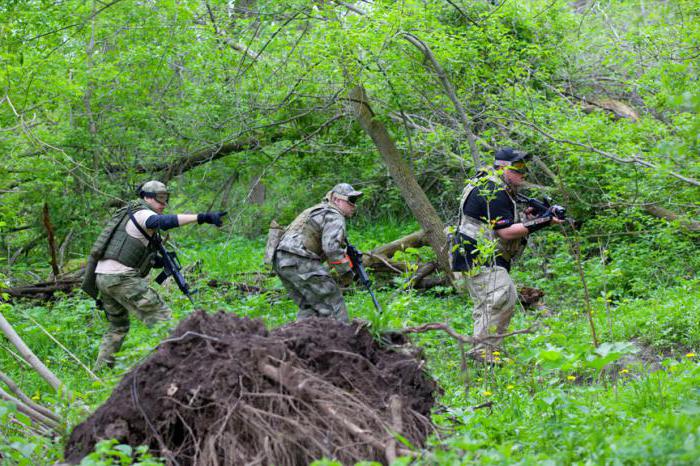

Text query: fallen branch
(0, 370), (60, 422)
(0, 277), (81, 300)
(0, 386), (60, 430)
(206, 279), (267, 294)
(643, 204), (700, 233)
(0, 311), (67, 394)
(370, 230), (427, 259)
(470, 401), (493, 411)
(399, 322), (536, 346)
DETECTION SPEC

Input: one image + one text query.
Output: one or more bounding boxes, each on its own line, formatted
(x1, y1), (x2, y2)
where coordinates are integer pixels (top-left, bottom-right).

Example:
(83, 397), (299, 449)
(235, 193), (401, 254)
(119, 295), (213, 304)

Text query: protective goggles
(335, 194), (361, 205)
(143, 192), (170, 204)
(507, 161), (527, 173)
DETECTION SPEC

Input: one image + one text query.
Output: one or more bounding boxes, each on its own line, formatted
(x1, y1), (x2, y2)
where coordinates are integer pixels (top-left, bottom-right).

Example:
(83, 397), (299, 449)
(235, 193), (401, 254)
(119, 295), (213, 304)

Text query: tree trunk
(348, 86), (453, 278)
(42, 203), (60, 278)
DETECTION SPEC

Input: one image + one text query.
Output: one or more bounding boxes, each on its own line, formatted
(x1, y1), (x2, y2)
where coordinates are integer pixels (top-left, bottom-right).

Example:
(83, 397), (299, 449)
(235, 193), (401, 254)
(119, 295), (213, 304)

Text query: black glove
(197, 211), (227, 227)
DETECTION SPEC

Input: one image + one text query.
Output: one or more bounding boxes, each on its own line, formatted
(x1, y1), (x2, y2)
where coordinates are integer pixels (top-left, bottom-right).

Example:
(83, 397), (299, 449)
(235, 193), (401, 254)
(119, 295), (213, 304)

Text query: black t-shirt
(452, 179), (516, 271)
(462, 180), (516, 229)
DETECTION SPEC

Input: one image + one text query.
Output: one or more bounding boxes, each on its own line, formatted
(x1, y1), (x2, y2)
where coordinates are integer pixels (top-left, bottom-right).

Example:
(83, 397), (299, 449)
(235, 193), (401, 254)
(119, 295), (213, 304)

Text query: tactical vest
(276, 202), (343, 260)
(458, 173), (524, 263)
(99, 201), (159, 276)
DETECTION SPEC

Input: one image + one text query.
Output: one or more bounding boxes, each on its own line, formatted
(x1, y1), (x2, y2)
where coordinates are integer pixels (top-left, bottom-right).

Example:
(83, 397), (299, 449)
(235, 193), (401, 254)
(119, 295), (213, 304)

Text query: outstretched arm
(145, 212), (226, 230)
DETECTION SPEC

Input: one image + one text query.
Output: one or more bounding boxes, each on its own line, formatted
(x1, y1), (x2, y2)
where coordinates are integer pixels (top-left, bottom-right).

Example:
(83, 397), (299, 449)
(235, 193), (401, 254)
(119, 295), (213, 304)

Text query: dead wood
(578, 96), (639, 121)
(0, 311), (67, 394)
(364, 230), (427, 265)
(206, 279), (267, 294)
(409, 262), (438, 288)
(1, 277), (81, 300)
(0, 386), (60, 430)
(518, 286), (545, 307)
(413, 275), (450, 290)
(643, 204), (700, 233)
(0, 370), (60, 422)
(400, 322), (536, 346)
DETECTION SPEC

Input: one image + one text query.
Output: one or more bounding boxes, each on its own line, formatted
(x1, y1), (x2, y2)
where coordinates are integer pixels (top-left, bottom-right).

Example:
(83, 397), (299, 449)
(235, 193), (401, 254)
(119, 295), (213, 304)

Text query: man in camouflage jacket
(273, 183), (362, 322)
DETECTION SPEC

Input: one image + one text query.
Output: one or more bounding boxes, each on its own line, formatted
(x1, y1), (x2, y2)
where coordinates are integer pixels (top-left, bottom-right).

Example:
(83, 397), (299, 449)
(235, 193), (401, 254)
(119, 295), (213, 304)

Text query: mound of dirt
(65, 311), (439, 465)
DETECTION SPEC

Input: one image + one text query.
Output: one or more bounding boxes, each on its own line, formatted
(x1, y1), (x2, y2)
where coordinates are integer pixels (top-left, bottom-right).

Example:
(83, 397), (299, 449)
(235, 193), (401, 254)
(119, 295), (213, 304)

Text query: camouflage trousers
(273, 250), (349, 322)
(94, 272), (171, 369)
(463, 265), (517, 358)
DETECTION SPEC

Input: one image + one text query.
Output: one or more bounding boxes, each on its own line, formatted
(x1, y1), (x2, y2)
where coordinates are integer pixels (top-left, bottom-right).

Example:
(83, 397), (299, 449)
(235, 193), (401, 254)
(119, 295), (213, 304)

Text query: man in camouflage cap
(273, 183), (362, 322)
(452, 148), (563, 363)
(83, 180), (226, 370)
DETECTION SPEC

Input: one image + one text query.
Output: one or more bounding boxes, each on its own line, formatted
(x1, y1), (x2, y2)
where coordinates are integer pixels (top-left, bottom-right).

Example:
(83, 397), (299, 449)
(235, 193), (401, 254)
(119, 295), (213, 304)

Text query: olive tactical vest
(276, 202), (344, 260)
(458, 174), (524, 263)
(100, 201), (159, 275)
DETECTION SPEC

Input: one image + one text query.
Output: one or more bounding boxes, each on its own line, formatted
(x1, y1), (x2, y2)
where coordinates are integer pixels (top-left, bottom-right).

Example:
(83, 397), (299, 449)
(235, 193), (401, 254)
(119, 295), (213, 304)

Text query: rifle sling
(127, 206), (161, 249)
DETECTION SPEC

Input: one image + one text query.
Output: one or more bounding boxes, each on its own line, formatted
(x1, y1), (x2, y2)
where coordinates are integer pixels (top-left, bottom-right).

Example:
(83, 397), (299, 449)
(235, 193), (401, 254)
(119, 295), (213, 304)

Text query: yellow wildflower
(686, 353), (696, 358)
(567, 375), (576, 381)
(482, 390), (493, 396)
(506, 384), (515, 390)
(492, 351), (501, 356)
(620, 369), (629, 374)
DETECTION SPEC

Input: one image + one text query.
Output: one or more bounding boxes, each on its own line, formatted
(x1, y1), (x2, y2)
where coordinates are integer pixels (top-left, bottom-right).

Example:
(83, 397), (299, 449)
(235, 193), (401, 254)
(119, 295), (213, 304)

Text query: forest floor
(1, 228), (699, 465)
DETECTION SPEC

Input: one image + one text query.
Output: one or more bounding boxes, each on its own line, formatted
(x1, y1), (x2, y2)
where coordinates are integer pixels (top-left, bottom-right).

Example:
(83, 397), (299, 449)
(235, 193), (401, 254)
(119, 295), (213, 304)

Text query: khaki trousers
(465, 266), (517, 356)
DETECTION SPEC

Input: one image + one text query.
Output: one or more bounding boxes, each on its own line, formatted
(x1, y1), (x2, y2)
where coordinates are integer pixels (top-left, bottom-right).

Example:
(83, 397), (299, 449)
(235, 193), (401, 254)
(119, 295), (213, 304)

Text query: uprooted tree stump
(65, 311), (439, 465)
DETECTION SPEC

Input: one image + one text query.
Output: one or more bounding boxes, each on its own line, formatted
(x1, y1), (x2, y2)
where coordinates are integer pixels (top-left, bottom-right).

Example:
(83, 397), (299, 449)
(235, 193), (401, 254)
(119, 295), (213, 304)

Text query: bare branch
(0, 311), (67, 394)
(399, 322), (536, 345)
(506, 116), (700, 187)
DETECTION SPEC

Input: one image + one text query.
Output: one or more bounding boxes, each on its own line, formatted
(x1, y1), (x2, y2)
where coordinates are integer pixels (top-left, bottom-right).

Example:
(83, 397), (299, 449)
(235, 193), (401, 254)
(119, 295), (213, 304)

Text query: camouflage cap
(330, 183), (363, 201)
(139, 180), (168, 195)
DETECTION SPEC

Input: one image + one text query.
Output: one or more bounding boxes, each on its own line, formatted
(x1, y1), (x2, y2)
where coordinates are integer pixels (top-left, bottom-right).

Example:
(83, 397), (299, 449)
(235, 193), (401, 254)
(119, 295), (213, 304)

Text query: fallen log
(364, 230), (427, 266)
(643, 204), (700, 233)
(1, 277), (81, 300)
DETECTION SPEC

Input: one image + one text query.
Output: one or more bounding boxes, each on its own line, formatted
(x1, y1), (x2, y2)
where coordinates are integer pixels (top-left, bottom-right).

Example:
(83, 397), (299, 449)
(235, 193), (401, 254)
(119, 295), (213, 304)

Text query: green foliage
(78, 439), (162, 466)
(1, 0), (699, 464)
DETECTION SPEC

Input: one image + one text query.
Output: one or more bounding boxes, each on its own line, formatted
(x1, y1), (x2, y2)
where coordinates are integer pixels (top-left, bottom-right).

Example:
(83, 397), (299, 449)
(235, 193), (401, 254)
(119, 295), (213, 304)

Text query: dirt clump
(65, 311), (439, 465)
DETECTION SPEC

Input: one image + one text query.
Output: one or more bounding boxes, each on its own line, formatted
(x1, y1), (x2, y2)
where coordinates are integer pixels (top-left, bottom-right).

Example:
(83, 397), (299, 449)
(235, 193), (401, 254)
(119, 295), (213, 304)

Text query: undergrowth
(1, 222), (698, 465)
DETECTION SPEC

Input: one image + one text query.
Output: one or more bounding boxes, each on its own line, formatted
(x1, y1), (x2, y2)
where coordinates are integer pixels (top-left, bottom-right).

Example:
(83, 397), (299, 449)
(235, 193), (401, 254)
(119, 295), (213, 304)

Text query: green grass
(1, 226), (699, 465)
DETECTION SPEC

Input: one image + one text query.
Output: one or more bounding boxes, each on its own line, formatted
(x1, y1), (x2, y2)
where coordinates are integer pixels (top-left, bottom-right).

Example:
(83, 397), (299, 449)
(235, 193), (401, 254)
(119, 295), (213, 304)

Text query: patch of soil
(65, 311), (439, 465)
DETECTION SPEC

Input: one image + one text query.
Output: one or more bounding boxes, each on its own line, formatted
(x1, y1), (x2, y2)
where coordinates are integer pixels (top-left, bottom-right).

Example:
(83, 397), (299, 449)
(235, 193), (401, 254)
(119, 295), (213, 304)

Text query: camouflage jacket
(276, 202), (350, 272)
